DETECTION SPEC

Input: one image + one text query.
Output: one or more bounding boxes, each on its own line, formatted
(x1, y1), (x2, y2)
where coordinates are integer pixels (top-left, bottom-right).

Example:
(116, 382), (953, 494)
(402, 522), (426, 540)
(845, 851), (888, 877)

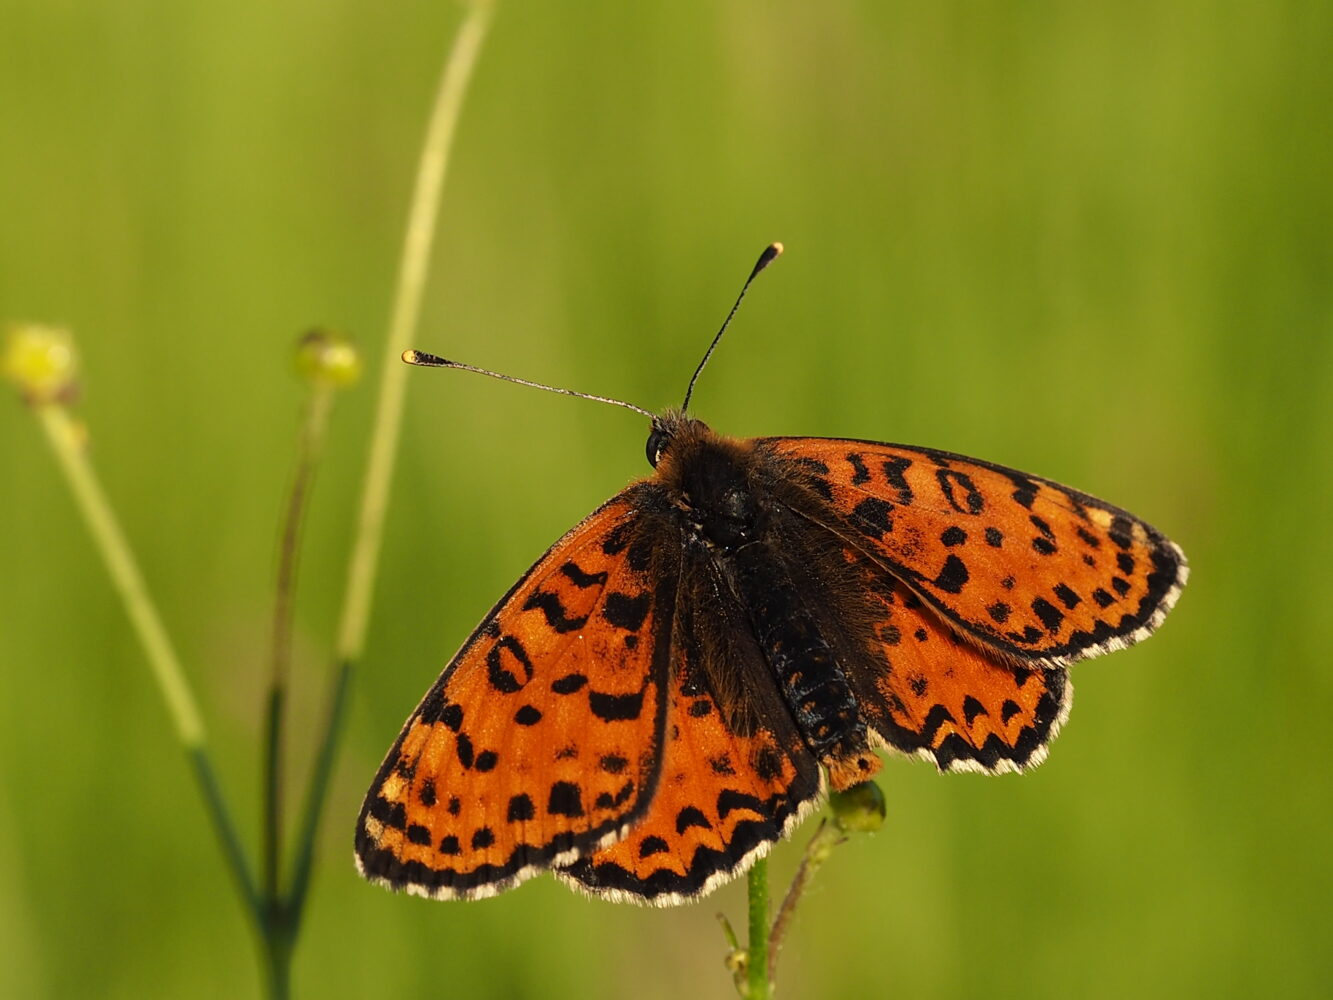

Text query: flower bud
(829, 780), (885, 834)
(294, 328), (361, 387)
(3, 323), (79, 404)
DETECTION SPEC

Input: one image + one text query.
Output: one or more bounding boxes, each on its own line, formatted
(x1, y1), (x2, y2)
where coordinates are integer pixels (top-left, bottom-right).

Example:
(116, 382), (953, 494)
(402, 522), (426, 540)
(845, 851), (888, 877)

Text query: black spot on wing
(880, 456), (915, 504)
(851, 497), (894, 538)
(1031, 598), (1065, 633)
(551, 673), (588, 694)
(523, 590), (589, 633)
(1052, 583), (1082, 609)
(603, 591), (651, 631)
(601, 521), (632, 555)
(676, 806), (711, 834)
(638, 836), (669, 858)
(560, 561), (608, 588)
(941, 526), (968, 547)
(455, 732), (474, 769)
(933, 554), (970, 594)
(1008, 474), (1038, 509)
(589, 689), (645, 722)
(847, 453), (871, 485)
(717, 789), (766, 818)
(1109, 515), (1134, 549)
(937, 469), (984, 514)
(418, 781), (437, 807)
(487, 635), (534, 693)
(439, 702), (463, 732)
(515, 705), (542, 725)
(547, 781), (585, 818)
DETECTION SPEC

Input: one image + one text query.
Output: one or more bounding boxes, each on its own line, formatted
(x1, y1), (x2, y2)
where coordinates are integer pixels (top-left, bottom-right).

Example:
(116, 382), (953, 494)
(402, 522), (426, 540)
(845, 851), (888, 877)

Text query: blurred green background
(3, 1), (1330, 997)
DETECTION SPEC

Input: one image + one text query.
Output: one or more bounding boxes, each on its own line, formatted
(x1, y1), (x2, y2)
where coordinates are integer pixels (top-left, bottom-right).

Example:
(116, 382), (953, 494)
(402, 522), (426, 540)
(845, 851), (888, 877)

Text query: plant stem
(284, 655), (352, 925)
(747, 858), (772, 999)
(34, 403), (261, 923)
(259, 381), (335, 998)
(278, 0), (495, 956)
(334, 0), (495, 665)
(263, 384), (334, 898)
(767, 820), (844, 983)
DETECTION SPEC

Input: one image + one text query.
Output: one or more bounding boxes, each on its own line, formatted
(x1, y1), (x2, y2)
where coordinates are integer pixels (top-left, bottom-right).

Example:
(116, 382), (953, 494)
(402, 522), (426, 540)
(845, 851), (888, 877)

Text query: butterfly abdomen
(656, 419), (881, 791)
(729, 540), (881, 790)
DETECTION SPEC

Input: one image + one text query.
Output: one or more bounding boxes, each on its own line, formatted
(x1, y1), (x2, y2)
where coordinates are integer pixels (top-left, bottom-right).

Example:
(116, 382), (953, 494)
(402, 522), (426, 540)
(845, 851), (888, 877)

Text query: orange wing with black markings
(556, 601), (823, 903)
(355, 486), (678, 900)
(833, 546), (1072, 773)
(756, 437), (1189, 667)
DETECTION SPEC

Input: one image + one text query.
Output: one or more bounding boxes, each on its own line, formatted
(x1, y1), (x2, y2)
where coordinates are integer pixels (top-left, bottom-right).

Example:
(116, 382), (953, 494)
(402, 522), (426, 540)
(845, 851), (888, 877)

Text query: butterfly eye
(645, 426), (669, 467)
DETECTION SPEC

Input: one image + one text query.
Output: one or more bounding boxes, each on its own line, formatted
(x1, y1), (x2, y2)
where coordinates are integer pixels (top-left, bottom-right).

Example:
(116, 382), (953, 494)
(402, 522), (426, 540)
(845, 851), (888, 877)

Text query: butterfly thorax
(646, 411), (881, 790)
(650, 412), (760, 552)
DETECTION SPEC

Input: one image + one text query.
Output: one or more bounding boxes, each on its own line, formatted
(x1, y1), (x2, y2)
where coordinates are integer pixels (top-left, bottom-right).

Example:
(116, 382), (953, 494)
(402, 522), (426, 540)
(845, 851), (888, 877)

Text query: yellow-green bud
(829, 780), (886, 834)
(3, 323), (79, 404)
(294, 328), (361, 387)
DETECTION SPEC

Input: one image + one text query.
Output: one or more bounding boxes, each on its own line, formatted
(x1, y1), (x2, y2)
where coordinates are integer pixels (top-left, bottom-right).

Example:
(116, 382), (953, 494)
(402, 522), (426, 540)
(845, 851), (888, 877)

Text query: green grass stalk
(33, 403), (261, 925)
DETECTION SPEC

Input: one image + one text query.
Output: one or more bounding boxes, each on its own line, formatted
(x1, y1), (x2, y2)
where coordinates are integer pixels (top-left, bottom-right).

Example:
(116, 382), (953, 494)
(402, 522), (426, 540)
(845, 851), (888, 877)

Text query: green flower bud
(294, 328), (361, 387)
(828, 780), (885, 834)
(3, 323), (79, 404)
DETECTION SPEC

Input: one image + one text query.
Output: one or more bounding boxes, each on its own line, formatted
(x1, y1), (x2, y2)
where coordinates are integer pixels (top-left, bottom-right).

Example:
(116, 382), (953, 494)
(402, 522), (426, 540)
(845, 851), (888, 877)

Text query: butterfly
(355, 244), (1188, 905)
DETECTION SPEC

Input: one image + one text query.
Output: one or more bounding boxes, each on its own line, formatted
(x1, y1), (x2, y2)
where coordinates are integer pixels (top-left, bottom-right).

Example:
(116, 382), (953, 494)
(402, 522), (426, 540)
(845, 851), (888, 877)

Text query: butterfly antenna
(402, 351), (656, 419)
(680, 241), (784, 413)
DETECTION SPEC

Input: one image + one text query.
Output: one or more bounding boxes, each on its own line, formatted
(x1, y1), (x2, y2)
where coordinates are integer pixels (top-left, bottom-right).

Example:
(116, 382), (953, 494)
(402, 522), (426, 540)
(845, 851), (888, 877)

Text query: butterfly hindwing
(747, 488), (1074, 775)
(756, 437), (1188, 667)
(836, 546), (1072, 773)
(355, 486), (678, 900)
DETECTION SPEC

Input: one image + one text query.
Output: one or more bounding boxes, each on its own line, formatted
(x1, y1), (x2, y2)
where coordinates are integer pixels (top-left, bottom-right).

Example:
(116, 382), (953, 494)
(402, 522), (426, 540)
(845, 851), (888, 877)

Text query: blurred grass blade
(285, 0), (497, 922)
(30, 401), (261, 924)
(334, 0), (496, 664)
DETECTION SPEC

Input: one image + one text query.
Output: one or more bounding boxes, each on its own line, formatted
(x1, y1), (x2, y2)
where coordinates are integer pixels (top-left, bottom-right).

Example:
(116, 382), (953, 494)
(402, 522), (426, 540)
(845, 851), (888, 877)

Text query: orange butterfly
(355, 244), (1187, 904)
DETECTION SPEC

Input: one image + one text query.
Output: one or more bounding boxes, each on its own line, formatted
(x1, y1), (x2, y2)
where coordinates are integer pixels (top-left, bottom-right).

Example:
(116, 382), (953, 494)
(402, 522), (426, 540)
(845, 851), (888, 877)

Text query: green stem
(263, 385), (334, 904)
(258, 382), (335, 1000)
(747, 859), (772, 1000)
(280, 0), (494, 933)
(37, 406), (206, 745)
(284, 656), (352, 926)
(767, 820), (844, 984)
(334, 0), (495, 665)
(34, 404), (261, 924)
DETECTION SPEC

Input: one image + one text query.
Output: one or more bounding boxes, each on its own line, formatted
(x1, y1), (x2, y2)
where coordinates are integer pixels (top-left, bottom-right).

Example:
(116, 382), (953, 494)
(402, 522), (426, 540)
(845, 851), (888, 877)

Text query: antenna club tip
(753, 241), (784, 276)
(403, 349), (450, 367)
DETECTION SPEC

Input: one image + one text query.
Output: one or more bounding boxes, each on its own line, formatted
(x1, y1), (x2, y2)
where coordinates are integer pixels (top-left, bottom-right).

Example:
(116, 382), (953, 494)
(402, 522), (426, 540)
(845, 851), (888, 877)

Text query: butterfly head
(646, 408), (706, 468)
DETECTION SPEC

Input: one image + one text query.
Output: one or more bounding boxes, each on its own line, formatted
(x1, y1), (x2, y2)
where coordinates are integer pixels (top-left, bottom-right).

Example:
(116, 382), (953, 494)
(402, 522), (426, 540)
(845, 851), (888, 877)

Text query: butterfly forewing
(757, 437), (1188, 667)
(356, 487), (678, 900)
